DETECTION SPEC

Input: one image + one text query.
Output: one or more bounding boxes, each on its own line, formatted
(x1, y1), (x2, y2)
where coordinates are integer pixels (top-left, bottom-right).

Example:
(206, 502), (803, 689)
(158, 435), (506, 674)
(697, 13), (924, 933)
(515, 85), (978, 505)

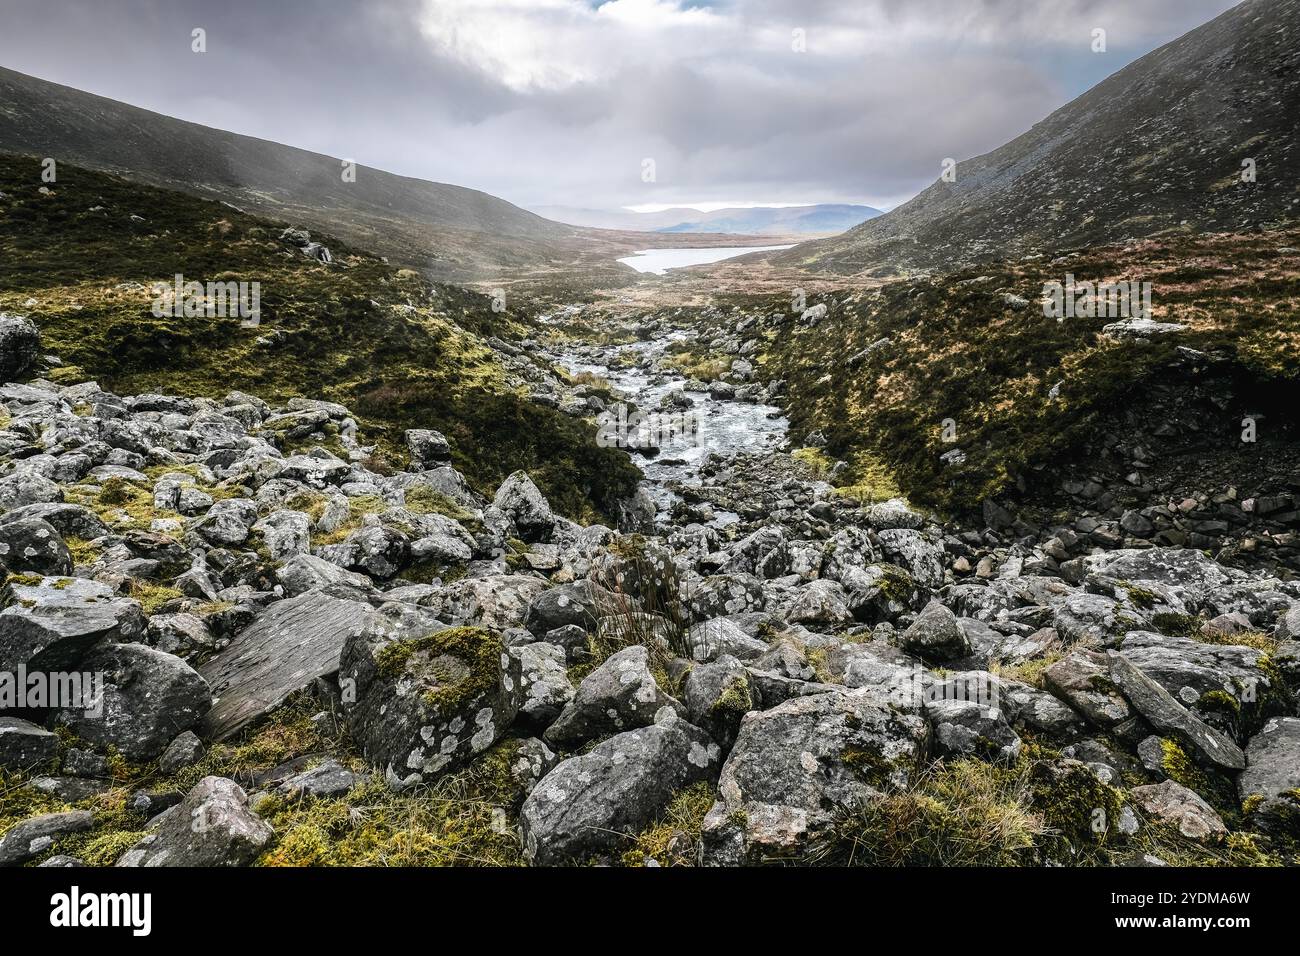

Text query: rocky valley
(0, 0), (1297, 884)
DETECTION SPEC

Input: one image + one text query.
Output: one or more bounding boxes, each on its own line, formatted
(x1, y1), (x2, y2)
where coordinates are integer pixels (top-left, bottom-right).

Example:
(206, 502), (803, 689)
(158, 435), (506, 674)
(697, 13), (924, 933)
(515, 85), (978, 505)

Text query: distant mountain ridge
(533, 203), (882, 235)
(770, 0), (1300, 277)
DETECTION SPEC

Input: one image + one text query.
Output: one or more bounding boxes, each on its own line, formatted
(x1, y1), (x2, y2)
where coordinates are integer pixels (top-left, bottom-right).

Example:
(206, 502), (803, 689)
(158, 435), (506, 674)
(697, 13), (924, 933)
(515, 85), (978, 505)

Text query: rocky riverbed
(0, 309), (1298, 867)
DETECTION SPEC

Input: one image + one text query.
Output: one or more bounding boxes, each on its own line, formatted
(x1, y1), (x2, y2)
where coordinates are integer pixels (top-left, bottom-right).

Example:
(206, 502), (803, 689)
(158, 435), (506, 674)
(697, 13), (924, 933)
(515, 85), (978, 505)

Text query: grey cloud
(0, 0), (1243, 210)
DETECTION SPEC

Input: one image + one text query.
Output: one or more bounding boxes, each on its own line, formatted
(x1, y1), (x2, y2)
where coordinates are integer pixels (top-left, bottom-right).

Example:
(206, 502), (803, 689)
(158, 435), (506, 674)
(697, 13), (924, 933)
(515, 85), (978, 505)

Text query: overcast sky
(0, 0), (1241, 212)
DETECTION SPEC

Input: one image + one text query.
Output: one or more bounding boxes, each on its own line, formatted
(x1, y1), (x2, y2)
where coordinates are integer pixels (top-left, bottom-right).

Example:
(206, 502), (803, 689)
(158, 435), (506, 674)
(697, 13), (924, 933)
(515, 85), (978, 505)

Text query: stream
(555, 331), (789, 525)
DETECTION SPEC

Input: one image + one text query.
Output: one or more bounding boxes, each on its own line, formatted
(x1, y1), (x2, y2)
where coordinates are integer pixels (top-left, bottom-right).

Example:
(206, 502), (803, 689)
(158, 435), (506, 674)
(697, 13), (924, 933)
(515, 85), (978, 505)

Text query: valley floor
(1, 302), (1297, 868)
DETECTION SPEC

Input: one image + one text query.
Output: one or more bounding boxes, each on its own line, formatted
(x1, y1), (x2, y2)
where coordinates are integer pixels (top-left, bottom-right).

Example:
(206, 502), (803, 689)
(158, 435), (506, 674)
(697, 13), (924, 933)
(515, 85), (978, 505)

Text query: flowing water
(558, 331), (788, 522)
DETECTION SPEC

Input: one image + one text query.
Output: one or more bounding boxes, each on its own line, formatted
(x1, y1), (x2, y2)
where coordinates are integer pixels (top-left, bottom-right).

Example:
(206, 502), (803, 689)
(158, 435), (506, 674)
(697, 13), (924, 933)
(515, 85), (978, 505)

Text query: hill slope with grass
(770, 0), (1300, 277)
(0, 66), (655, 283)
(0, 153), (639, 520)
(735, 227), (1300, 523)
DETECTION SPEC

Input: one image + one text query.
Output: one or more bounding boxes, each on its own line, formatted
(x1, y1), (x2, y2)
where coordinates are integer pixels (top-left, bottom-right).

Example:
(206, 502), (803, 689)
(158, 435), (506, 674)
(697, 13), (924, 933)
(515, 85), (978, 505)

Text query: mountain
(532, 203), (881, 235)
(0, 66), (713, 284)
(771, 0), (1300, 277)
(657, 204), (881, 235)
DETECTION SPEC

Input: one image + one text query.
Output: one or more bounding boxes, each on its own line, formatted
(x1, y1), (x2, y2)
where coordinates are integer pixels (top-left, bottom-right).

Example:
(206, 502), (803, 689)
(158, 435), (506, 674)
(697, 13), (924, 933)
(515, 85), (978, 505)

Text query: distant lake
(617, 244), (794, 275)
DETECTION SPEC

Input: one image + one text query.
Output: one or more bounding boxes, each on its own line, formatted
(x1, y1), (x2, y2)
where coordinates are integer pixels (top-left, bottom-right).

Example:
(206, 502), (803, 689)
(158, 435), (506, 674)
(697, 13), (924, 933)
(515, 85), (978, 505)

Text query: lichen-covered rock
(493, 471), (554, 541)
(404, 428), (452, 469)
(726, 526), (790, 579)
(341, 604), (520, 788)
(875, 528), (944, 588)
(683, 654), (757, 747)
(700, 689), (930, 864)
(145, 612), (216, 659)
(507, 641), (574, 729)
(117, 777), (273, 867)
(926, 697), (1021, 763)
(0, 575), (145, 672)
(543, 645), (683, 749)
(522, 580), (616, 637)
(1106, 651), (1245, 771)
(686, 573), (765, 620)
(425, 574), (547, 631)
(0, 313), (40, 382)
(157, 730), (205, 775)
(521, 716), (721, 864)
(52, 643), (212, 761)
(1238, 717), (1300, 838)
(1079, 547), (1234, 608)
(275, 552), (373, 597)
(685, 617), (769, 662)
(1130, 780), (1227, 842)
(0, 518), (71, 576)
(1042, 649), (1132, 728)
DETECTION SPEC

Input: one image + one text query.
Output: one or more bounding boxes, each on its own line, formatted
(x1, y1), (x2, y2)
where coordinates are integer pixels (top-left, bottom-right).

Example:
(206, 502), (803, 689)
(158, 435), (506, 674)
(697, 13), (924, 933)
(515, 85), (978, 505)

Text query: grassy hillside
(756, 227), (1300, 514)
(0, 153), (640, 521)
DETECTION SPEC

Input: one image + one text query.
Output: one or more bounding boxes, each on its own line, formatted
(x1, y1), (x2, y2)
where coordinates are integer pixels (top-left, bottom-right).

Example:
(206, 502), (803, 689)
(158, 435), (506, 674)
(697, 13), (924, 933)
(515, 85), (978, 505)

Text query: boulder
(52, 643), (212, 761)
(117, 777), (273, 867)
(0, 575), (145, 672)
(492, 471), (554, 541)
(0, 313), (40, 382)
(507, 641), (574, 729)
(0, 810), (92, 867)
(700, 690), (930, 864)
(521, 716), (720, 864)
(682, 654), (757, 747)
(899, 600), (971, 663)
(404, 429), (452, 468)
(0, 716), (57, 771)
(1130, 780), (1226, 842)
(1106, 651), (1245, 771)
(341, 604), (520, 788)
(0, 518), (71, 576)
(544, 645), (683, 749)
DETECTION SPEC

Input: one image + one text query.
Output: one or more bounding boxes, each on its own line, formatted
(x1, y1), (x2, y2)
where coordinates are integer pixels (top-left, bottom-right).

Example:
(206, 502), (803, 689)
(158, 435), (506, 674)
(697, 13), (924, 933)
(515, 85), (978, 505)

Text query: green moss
(126, 579), (183, 615)
(373, 625), (502, 717)
(709, 672), (755, 719)
(404, 485), (474, 522)
(1117, 581), (1158, 610)
(1152, 613), (1200, 638)
(620, 782), (716, 867)
(1158, 738), (1240, 823)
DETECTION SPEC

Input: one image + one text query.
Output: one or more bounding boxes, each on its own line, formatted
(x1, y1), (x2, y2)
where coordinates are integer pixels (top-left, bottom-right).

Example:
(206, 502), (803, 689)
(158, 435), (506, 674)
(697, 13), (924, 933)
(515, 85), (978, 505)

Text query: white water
(617, 245), (794, 275)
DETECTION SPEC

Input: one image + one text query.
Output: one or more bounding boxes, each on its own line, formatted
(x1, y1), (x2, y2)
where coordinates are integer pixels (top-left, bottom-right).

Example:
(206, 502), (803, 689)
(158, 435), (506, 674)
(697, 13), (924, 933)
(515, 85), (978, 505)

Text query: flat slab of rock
(1106, 651), (1245, 771)
(199, 588), (377, 740)
(0, 576), (145, 672)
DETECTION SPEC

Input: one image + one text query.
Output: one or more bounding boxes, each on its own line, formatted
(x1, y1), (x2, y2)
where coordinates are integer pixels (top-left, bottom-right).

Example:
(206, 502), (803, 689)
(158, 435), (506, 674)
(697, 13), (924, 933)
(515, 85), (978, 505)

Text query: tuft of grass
(812, 759), (1046, 866)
